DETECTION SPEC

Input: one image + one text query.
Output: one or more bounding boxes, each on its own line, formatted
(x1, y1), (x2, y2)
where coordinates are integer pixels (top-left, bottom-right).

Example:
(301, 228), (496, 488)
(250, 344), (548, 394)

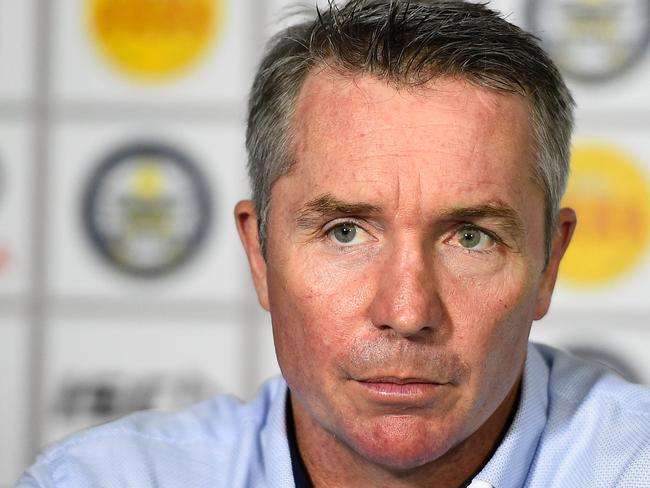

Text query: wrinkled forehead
(281, 68), (538, 213)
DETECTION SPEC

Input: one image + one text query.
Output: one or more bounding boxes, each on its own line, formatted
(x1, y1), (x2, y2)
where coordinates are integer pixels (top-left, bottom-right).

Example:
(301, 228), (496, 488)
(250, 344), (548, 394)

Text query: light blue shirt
(17, 343), (650, 487)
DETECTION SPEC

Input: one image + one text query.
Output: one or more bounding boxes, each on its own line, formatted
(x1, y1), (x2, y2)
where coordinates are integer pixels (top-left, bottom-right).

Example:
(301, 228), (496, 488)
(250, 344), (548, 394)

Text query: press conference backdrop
(1, 0), (649, 484)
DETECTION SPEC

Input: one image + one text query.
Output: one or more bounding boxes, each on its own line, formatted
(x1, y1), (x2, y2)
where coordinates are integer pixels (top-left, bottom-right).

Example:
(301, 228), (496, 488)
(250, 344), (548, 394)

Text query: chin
(343, 414), (456, 471)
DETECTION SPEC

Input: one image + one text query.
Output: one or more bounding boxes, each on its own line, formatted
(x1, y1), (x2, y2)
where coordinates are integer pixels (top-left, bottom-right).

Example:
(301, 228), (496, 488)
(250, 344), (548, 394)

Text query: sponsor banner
(0, 0), (35, 101)
(47, 120), (249, 301)
(553, 130), (650, 310)
(0, 317), (30, 485)
(82, 142), (212, 277)
(41, 316), (247, 445)
(52, 0), (252, 104)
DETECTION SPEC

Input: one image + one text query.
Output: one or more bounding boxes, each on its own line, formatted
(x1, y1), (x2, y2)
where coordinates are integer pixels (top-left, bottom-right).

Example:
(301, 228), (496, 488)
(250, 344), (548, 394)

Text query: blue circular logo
(83, 142), (212, 277)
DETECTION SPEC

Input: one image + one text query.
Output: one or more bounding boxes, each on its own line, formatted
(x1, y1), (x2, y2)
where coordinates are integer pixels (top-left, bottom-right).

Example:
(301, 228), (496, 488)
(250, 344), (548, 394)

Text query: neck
(291, 379), (521, 488)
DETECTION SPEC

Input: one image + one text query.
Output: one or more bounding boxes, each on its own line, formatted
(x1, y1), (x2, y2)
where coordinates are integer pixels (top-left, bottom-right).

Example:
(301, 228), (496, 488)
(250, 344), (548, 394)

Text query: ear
(235, 200), (270, 310)
(534, 207), (577, 320)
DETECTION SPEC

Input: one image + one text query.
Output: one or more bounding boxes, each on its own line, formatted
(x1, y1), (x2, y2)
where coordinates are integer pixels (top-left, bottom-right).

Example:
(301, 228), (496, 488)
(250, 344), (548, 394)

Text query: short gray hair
(246, 0), (574, 262)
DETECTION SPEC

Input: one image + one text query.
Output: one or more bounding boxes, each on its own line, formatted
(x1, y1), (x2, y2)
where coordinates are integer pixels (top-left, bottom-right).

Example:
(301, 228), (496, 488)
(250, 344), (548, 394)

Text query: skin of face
(236, 68), (576, 485)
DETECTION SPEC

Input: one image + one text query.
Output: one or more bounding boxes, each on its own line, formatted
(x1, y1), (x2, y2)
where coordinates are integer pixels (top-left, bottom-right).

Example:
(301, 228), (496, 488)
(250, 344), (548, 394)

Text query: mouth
(354, 376), (448, 406)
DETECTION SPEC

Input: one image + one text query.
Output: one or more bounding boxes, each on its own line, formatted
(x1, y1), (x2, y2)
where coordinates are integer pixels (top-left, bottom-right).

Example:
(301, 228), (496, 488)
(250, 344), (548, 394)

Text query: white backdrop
(1, 0), (649, 484)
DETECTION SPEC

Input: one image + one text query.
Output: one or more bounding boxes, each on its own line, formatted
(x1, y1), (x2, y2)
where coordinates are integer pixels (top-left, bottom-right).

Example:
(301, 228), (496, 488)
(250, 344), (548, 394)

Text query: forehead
(282, 68), (537, 214)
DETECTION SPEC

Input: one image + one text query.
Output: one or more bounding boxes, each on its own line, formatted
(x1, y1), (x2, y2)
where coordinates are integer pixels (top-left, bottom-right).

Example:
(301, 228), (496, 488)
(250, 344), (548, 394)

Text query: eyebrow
(443, 204), (527, 239)
(295, 194), (527, 239)
(295, 193), (382, 229)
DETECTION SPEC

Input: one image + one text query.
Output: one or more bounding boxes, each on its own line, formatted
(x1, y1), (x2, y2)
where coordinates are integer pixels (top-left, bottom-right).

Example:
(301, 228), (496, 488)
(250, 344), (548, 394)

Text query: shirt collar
(286, 393), (313, 488)
(470, 343), (550, 487)
(260, 378), (296, 488)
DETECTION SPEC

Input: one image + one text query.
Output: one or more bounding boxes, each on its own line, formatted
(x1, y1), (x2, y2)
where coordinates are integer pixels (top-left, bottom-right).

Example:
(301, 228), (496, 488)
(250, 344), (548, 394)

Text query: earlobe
(234, 200), (270, 310)
(534, 207), (577, 320)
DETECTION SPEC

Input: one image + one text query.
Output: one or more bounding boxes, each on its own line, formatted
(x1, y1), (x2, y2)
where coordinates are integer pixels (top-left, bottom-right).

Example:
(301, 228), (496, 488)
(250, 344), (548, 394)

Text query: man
(19, 1), (650, 487)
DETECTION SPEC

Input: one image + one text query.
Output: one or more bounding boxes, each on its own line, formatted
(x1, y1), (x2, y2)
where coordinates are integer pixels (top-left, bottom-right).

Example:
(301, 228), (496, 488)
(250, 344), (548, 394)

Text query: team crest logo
(83, 143), (212, 277)
(86, 0), (223, 80)
(526, 0), (650, 81)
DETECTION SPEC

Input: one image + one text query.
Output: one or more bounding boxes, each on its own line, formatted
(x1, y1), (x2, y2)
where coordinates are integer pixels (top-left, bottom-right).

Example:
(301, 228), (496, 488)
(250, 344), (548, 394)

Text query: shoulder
(17, 377), (288, 488)
(534, 342), (650, 416)
(530, 344), (650, 485)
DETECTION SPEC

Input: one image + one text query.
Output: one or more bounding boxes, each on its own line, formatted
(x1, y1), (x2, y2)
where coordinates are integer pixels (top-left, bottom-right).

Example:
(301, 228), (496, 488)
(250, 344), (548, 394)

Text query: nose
(369, 240), (442, 337)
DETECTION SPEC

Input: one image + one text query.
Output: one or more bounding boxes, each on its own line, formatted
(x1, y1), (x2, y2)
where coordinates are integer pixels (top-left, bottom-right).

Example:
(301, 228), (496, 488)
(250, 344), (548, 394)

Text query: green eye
(458, 227), (490, 249)
(332, 223), (357, 243)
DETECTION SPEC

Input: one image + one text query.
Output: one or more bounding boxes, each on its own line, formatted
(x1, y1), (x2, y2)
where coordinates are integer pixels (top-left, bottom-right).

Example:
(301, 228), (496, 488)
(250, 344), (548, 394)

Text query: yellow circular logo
(87, 0), (223, 80)
(560, 143), (650, 287)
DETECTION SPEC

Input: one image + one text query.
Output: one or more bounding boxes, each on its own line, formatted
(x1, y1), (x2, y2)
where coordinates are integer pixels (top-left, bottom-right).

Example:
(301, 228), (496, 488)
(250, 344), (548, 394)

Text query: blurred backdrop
(1, 0), (649, 484)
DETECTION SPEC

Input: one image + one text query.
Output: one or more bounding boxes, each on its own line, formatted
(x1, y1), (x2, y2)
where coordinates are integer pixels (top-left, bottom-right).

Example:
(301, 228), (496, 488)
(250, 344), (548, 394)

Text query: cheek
(286, 256), (374, 327)
(266, 256), (375, 384)
(437, 267), (536, 423)
(441, 262), (537, 371)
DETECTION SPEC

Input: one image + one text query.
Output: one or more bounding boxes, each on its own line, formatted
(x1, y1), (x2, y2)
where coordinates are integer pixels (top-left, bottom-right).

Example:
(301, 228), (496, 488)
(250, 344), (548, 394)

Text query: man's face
(239, 70), (570, 470)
